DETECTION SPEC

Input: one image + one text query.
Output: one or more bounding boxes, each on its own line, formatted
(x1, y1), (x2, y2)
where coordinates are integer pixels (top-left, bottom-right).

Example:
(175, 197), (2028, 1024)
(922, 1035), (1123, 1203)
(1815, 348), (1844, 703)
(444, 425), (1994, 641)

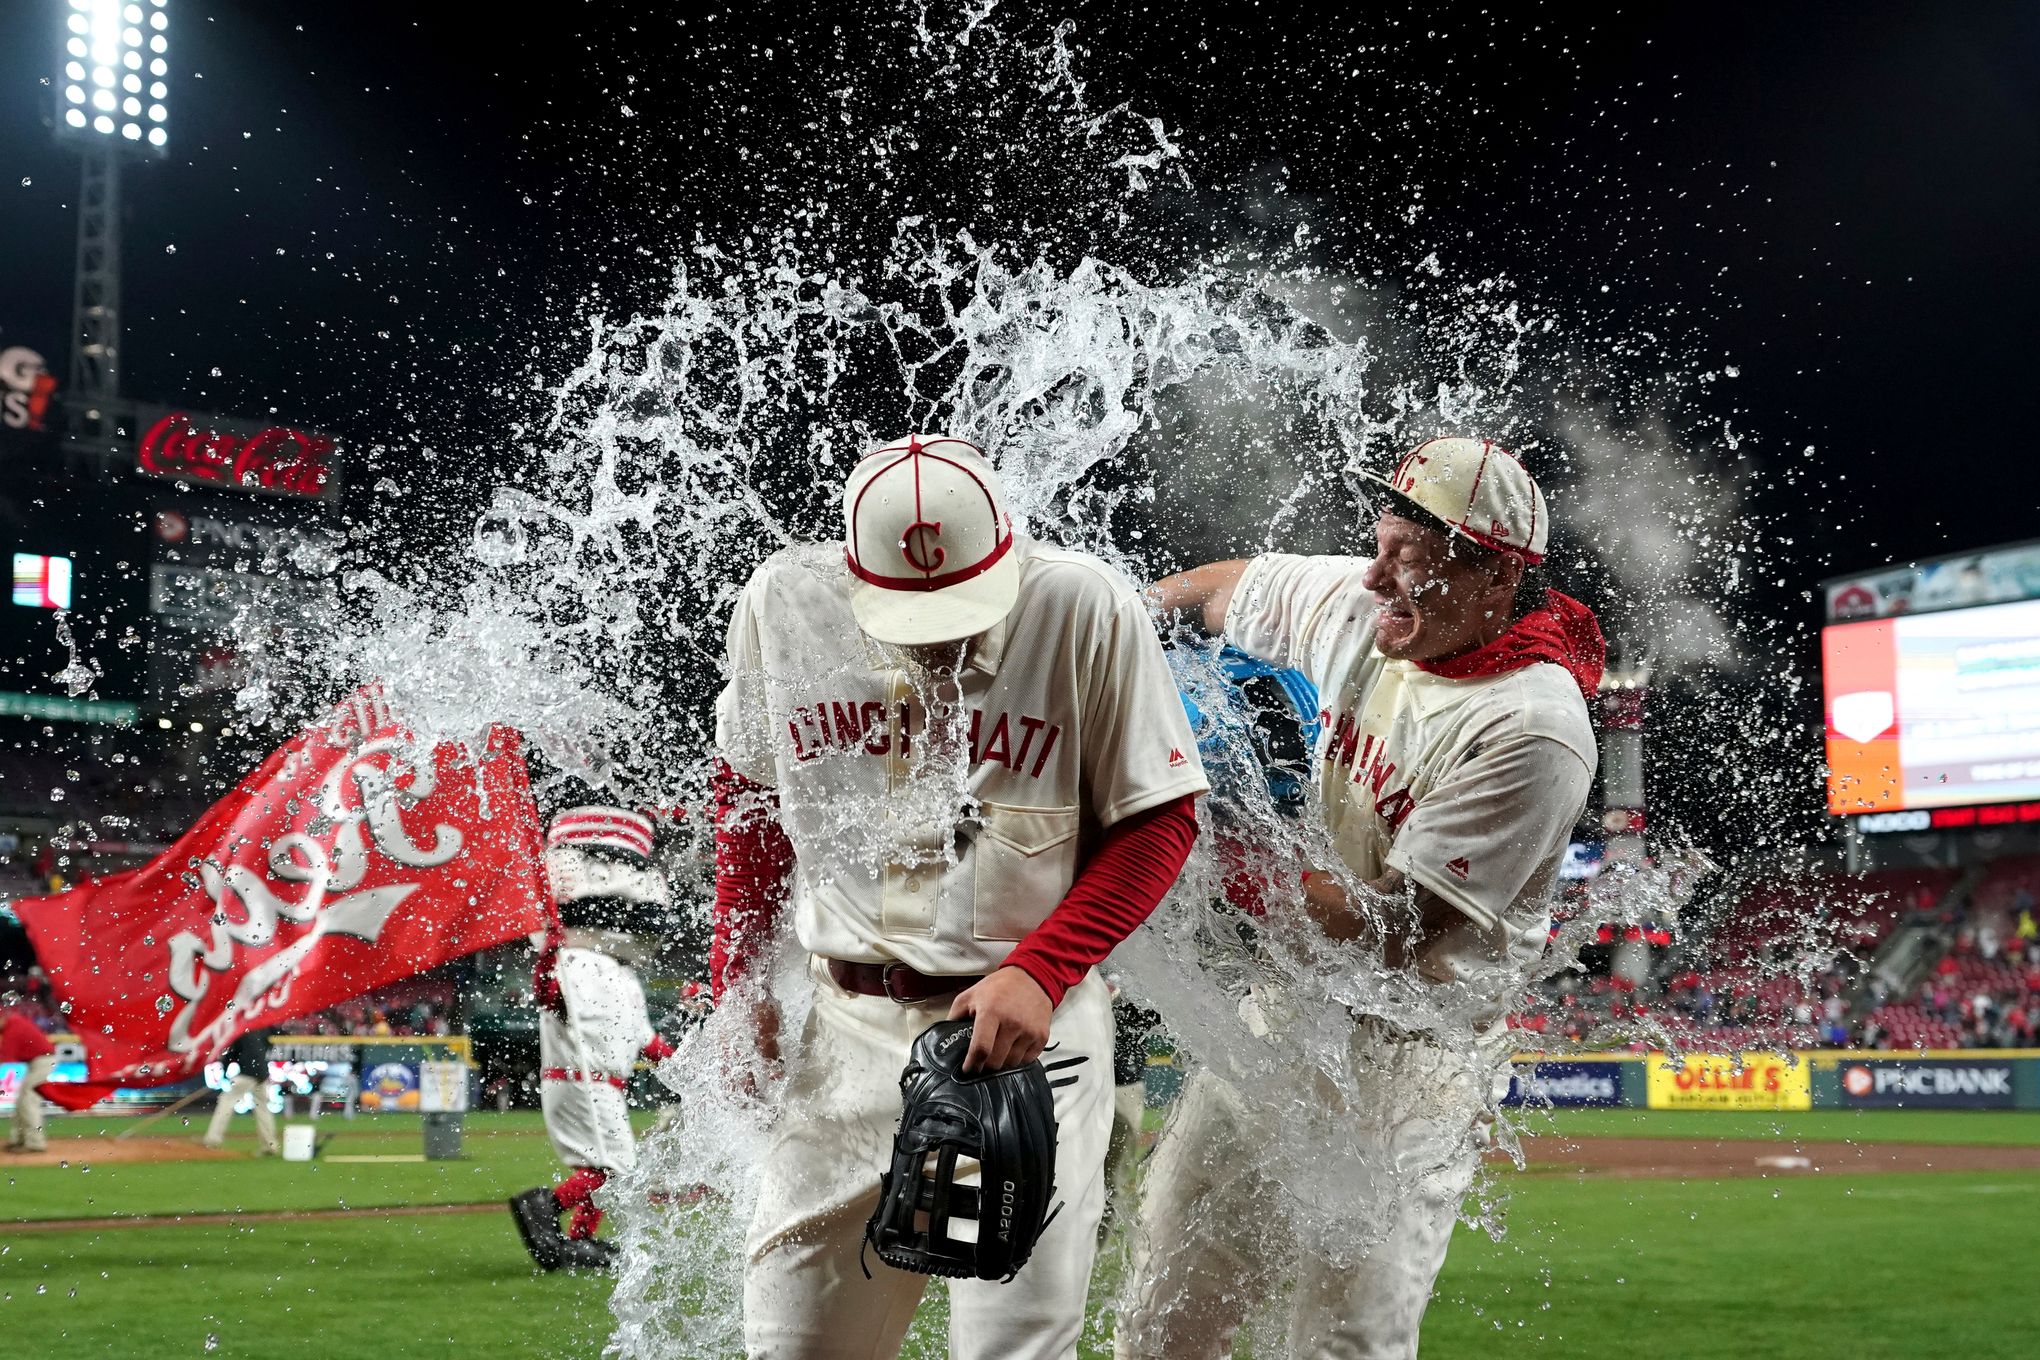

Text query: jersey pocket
(971, 802), (1081, 942)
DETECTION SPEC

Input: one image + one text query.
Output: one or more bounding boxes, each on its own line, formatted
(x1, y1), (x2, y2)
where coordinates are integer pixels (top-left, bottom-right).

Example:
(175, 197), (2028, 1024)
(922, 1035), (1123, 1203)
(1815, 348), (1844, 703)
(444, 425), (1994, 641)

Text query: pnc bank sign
(134, 407), (340, 500)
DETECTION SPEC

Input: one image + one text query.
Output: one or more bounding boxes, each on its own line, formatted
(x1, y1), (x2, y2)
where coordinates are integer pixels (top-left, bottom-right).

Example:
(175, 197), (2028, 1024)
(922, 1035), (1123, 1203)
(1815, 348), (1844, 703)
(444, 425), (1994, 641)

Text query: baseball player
(3, 1004), (57, 1154)
(201, 1027), (280, 1155)
(509, 805), (676, 1272)
(1121, 437), (1604, 1359)
(712, 433), (1208, 1359)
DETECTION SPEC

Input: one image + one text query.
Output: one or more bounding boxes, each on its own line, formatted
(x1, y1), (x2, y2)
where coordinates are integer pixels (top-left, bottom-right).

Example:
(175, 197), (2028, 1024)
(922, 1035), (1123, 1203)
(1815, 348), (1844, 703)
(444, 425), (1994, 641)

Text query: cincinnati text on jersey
(1319, 710), (1417, 833)
(785, 700), (1064, 780)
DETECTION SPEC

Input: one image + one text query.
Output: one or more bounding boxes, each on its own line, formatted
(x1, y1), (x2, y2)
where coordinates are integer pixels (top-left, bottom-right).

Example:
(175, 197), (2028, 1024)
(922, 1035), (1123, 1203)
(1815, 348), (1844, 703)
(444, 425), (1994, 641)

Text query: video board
(1824, 594), (2040, 815)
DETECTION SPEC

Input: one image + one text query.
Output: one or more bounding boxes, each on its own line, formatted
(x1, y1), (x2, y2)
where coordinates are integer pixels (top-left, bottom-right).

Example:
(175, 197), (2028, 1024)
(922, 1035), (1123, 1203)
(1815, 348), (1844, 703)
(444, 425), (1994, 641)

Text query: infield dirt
(3, 1137), (244, 1168)
(1501, 1133), (2040, 1178)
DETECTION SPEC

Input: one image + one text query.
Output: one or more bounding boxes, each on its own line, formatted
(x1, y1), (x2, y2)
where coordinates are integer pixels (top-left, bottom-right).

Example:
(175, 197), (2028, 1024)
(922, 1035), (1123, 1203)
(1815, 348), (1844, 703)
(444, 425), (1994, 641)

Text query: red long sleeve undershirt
(709, 760), (797, 1001)
(1000, 795), (1199, 1005)
(709, 760), (1199, 1007)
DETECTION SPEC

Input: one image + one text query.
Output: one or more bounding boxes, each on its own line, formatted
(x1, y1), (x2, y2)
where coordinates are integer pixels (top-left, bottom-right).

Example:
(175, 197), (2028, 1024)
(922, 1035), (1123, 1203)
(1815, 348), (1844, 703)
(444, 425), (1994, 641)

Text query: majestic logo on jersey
(786, 700), (1064, 780)
(1320, 711), (1417, 834)
(900, 520), (946, 574)
(1445, 856), (1471, 881)
(1167, 748), (1187, 768)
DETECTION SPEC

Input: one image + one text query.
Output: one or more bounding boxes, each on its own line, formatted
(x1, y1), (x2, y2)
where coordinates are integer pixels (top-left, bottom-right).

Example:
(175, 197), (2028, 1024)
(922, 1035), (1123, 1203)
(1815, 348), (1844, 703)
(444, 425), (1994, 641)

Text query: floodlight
(57, 0), (168, 157)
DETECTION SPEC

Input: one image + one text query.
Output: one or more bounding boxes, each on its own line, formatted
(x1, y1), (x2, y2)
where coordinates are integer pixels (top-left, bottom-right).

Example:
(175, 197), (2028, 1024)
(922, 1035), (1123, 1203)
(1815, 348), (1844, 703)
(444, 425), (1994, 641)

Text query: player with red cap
(1123, 436), (1605, 1359)
(713, 434), (1208, 1358)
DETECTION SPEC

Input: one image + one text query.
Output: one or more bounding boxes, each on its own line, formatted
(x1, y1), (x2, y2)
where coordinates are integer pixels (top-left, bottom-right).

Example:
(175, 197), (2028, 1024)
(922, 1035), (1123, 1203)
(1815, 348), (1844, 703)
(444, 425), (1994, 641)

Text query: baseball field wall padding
(1504, 1050), (2040, 1111)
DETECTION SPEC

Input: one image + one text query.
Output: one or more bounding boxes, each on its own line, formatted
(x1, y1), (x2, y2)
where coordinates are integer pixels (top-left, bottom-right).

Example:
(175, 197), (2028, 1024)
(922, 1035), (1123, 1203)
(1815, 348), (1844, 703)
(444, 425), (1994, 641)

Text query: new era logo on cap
(547, 806), (656, 862)
(844, 434), (1023, 646)
(1364, 436), (1549, 564)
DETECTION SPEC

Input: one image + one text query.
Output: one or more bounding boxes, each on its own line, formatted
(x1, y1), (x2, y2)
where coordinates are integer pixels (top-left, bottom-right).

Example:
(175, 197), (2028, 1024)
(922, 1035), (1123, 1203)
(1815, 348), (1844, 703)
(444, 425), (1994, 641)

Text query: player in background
(201, 1026), (280, 1155)
(509, 805), (677, 1273)
(713, 434), (1207, 1360)
(3, 1003), (57, 1153)
(1120, 437), (1604, 1360)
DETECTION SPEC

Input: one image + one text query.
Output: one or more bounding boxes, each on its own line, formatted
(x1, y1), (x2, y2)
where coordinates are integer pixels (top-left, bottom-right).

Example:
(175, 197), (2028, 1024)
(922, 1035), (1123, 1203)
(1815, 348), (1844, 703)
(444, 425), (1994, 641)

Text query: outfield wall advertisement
(1832, 1059), (2018, 1109)
(1503, 1060), (1629, 1107)
(5, 1036), (472, 1116)
(1645, 1052), (1812, 1111)
(1497, 1052), (2040, 1111)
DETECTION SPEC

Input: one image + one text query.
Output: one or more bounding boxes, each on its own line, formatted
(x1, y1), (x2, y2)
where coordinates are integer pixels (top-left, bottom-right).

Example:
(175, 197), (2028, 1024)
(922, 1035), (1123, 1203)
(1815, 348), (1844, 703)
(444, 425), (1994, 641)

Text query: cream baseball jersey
(539, 946), (655, 1172)
(717, 539), (1208, 978)
(1225, 553), (1596, 988)
(545, 946), (656, 1075)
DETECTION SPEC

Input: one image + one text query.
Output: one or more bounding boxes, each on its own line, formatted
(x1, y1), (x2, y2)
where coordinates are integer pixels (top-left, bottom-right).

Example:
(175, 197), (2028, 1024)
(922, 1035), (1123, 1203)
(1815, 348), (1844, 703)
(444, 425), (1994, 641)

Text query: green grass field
(6, 1108), (2038, 1358)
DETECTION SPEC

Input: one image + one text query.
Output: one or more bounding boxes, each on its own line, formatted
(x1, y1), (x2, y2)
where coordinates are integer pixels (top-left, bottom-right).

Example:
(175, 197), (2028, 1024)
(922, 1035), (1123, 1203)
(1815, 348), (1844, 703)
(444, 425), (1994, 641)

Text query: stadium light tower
(53, 0), (172, 403)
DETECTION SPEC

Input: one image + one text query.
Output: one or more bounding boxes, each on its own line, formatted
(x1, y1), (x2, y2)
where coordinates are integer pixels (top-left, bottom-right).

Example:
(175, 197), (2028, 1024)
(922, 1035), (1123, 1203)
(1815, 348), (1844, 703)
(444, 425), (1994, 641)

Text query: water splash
(222, 9), (1823, 1357)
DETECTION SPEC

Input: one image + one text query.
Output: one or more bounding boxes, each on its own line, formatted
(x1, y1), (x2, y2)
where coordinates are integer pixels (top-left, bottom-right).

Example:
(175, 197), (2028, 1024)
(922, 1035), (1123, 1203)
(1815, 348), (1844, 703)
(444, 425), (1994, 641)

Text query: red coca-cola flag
(14, 689), (549, 1109)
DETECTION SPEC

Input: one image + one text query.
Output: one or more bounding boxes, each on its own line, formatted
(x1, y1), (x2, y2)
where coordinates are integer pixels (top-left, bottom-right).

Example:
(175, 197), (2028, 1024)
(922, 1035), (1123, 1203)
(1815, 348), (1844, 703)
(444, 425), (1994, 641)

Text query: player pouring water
(1123, 437), (1606, 1360)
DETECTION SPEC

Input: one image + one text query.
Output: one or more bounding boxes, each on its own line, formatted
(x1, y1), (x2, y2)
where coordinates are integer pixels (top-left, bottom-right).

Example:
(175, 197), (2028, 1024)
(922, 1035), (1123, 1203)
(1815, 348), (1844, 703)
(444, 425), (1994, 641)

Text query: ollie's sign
(136, 409), (339, 499)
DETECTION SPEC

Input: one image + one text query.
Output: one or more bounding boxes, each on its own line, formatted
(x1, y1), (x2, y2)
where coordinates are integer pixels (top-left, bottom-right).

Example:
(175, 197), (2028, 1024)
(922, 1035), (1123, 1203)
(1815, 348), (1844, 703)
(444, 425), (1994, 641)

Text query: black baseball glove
(863, 1018), (1087, 1282)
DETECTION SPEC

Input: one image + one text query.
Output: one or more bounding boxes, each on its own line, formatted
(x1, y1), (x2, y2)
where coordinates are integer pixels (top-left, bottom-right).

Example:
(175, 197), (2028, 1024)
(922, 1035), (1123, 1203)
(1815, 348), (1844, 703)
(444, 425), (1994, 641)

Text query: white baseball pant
(539, 1065), (637, 1173)
(202, 1074), (280, 1153)
(1115, 1033), (1484, 1360)
(744, 962), (1113, 1360)
(538, 947), (655, 1173)
(7, 1054), (56, 1151)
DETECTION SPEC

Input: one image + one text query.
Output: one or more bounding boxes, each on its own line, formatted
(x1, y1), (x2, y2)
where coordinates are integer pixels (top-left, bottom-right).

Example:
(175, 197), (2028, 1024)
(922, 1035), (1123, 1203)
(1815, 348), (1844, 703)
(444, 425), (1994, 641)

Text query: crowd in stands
(0, 742), (212, 884)
(1858, 855), (2040, 1051)
(1511, 858), (2040, 1053)
(0, 966), (58, 1032)
(273, 978), (459, 1039)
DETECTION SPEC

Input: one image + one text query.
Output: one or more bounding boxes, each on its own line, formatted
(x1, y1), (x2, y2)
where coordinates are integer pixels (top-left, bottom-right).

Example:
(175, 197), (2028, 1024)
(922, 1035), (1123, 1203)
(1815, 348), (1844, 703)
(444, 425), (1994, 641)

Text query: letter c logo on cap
(901, 520), (946, 574)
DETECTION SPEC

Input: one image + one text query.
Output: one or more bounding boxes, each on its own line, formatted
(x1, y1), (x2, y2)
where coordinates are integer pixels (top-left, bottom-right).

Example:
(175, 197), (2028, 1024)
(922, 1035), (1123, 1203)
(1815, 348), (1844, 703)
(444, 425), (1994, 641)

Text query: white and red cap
(546, 805), (656, 864)
(1362, 436), (1549, 564)
(843, 434), (1020, 646)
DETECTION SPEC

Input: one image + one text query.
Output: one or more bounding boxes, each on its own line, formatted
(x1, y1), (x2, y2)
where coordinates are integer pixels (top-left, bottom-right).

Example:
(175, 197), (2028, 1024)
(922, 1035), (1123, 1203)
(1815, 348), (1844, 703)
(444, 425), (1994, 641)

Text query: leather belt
(826, 958), (984, 1005)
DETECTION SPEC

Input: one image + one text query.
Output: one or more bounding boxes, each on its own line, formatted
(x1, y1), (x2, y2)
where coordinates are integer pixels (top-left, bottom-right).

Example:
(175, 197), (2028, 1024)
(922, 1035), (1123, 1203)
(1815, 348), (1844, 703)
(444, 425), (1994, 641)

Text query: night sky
(2, 1), (2037, 845)
(4, 4), (2035, 557)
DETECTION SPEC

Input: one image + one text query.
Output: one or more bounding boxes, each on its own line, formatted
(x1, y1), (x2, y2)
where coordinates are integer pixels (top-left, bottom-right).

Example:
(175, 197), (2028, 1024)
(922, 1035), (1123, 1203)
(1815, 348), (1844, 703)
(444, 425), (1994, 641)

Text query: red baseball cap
(1362, 436), (1549, 563)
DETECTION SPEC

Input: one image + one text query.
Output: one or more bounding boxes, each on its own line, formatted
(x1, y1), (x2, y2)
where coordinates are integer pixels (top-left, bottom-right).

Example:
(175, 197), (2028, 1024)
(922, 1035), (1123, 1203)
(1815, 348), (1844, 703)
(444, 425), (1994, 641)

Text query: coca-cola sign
(135, 408), (340, 500)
